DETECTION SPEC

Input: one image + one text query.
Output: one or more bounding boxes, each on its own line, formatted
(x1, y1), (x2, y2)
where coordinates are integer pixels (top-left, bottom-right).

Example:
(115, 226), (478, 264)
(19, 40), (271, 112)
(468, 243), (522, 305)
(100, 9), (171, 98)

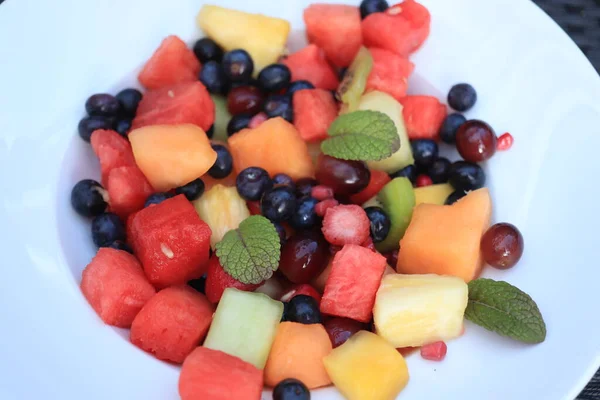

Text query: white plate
(1, 0), (599, 399)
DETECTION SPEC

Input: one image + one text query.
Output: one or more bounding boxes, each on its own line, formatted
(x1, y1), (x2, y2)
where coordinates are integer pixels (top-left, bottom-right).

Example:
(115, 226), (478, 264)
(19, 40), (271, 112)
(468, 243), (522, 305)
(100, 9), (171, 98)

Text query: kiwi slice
(336, 47), (373, 112)
(373, 177), (416, 253)
(211, 95), (232, 142)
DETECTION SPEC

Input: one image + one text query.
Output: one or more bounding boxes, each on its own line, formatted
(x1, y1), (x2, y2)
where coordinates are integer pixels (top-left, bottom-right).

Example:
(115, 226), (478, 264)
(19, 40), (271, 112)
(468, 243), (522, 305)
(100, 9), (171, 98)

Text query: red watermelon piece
(179, 347), (263, 400)
(80, 248), (156, 328)
(320, 244), (387, 322)
(90, 129), (137, 185)
(293, 89), (338, 142)
(366, 48), (415, 102)
(106, 166), (154, 219)
(283, 45), (339, 91)
(400, 95), (447, 140)
(362, 0), (431, 57)
(204, 255), (261, 304)
(304, 4), (362, 68)
(130, 286), (214, 363)
(138, 35), (201, 90)
(349, 170), (391, 205)
(132, 81), (214, 132)
(127, 194), (211, 288)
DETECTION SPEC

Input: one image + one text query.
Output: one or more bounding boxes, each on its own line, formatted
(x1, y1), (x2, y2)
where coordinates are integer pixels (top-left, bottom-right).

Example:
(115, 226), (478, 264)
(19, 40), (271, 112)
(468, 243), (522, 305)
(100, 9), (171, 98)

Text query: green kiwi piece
(336, 47), (373, 112)
(374, 177), (415, 253)
(211, 95), (232, 142)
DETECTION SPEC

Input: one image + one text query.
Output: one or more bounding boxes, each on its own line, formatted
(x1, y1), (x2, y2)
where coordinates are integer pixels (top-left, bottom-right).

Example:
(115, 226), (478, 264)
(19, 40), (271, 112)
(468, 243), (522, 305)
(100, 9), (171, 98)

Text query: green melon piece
(375, 177), (415, 253)
(211, 95), (232, 142)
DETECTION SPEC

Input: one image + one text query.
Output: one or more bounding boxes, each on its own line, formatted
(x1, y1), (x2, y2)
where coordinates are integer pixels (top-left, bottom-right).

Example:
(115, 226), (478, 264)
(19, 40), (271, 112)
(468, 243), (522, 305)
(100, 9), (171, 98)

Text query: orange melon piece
(228, 117), (315, 180)
(129, 124), (217, 192)
(396, 188), (492, 282)
(264, 322), (332, 389)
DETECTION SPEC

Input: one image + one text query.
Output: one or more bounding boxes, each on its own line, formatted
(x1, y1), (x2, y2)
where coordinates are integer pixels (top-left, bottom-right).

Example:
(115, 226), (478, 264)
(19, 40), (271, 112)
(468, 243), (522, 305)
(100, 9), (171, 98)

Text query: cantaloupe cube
(129, 124), (217, 192)
(397, 188), (492, 282)
(374, 274), (468, 348)
(228, 117), (315, 180)
(323, 330), (409, 400)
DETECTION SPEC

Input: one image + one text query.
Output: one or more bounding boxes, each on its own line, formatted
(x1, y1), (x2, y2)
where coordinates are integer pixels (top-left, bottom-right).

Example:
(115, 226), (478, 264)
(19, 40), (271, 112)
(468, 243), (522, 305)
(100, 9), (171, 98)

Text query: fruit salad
(72, 1), (543, 399)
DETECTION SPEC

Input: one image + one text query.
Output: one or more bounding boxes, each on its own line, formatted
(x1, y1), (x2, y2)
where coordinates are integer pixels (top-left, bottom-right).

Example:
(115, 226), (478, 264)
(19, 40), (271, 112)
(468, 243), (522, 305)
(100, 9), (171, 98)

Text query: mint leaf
(465, 278), (546, 344)
(321, 110), (400, 161)
(215, 215), (280, 284)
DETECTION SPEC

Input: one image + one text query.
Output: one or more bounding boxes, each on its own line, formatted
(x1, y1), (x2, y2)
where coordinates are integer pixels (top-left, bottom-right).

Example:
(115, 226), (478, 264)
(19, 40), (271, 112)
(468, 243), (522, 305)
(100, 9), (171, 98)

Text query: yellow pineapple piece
(323, 330), (409, 400)
(192, 184), (250, 248)
(414, 183), (454, 206)
(374, 274), (468, 348)
(197, 5), (290, 75)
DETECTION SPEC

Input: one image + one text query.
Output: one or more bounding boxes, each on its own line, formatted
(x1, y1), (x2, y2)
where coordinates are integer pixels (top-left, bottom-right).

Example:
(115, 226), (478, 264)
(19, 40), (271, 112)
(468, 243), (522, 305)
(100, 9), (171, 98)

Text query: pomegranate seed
(248, 112), (268, 129)
(246, 201), (261, 215)
(497, 132), (514, 151)
(420, 341), (447, 361)
(315, 198), (339, 217)
(311, 185), (335, 201)
(416, 174), (433, 187)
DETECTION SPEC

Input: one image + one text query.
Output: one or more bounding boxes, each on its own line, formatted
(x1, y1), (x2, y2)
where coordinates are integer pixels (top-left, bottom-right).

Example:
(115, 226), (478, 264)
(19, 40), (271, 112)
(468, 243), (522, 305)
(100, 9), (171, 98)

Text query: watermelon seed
(93, 186), (110, 203)
(388, 5), (402, 15)
(161, 243), (174, 259)
(167, 90), (175, 98)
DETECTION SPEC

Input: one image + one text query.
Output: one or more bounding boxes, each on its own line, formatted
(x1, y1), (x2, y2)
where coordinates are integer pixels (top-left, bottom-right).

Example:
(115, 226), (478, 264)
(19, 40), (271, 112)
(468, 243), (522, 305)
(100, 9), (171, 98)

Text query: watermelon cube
(349, 169), (391, 205)
(106, 166), (154, 219)
(90, 129), (137, 185)
(293, 88), (339, 142)
(132, 81), (215, 132)
(320, 244), (387, 322)
(204, 255), (261, 304)
(80, 248), (155, 328)
(362, 0), (431, 57)
(366, 48), (414, 102)
(130, 286), (214, 363)
(127, 194), (212, 288)
(304, 4), (362, 68)
(283, 45), (339, 91)
(179, 347), (263, 400)
(400, 96), (447, 140)
(138, 35), (201, 90)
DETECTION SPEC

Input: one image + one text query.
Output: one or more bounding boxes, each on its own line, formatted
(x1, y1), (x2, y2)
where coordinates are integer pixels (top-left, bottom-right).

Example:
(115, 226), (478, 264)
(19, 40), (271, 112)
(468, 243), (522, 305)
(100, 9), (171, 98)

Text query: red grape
(481, 223), (524, 269)
(279, 231), (330, 283)
(316, 155), (370, 196)
(324, 317), (364, 348)
(227, 86), (264, 115)
(455, 120), (497, 162)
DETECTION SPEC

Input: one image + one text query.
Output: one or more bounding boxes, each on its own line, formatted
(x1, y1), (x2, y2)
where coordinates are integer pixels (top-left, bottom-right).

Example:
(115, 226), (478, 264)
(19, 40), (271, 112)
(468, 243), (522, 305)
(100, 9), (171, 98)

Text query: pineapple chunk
(192, 184), (250, 248)
(323, 331), (409, 400)
(203, 288), (283, 369)
(414, 183), (454, 206)
(197, 5), (290, 75)
(374, 274), (468, 348)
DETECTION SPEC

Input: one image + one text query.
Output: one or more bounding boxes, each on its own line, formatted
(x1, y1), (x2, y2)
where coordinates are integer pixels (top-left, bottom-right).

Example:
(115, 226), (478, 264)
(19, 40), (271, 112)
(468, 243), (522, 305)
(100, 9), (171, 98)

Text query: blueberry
(273, 222), (287, 245)
(411, 139), (438, 168)
(273, 378), (310, 400)
(91, 213), (126, 247)
(360, 0), (389, 19)
(208, 144), (233, 179)
(281, 301), (291, 322)
(115, 88), (142, 117)
(448, 83), (477, 112)
(85, 93), (121, 117)
(286, 294), (321, 324)
(227, 114), (252, 136)
(71, 179), (108, 217)
(108, 240), (133, 254)
(192, 38), (223, 63)
(206, 124), (214, 139)
(258, 64), (292, 93)
(114, 118), (131, 137)
(188, 274), (207, 294)
(428, 157), (451, 184)
(261, 186), (297, 222)
(236, 167), (273, 201)
(448, 161), (485, 191)
(364, 207), (391, 243)
(264, 94), (293, 122)
(199, 60), (229, 95)
(290, 196), (319, 230)
(175, 178), (205, 201)
(439, 113), (466, 144)
(286, 80), (315, 97)
(445, 189), (468, 205)
(222, 49), (254, 83)
(295, 178), (318, 198)
(272, 173), (295, 189)
(144, 192), (173, 207)
(78, 116), (114, 142)
(389, 164), (417, 184)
